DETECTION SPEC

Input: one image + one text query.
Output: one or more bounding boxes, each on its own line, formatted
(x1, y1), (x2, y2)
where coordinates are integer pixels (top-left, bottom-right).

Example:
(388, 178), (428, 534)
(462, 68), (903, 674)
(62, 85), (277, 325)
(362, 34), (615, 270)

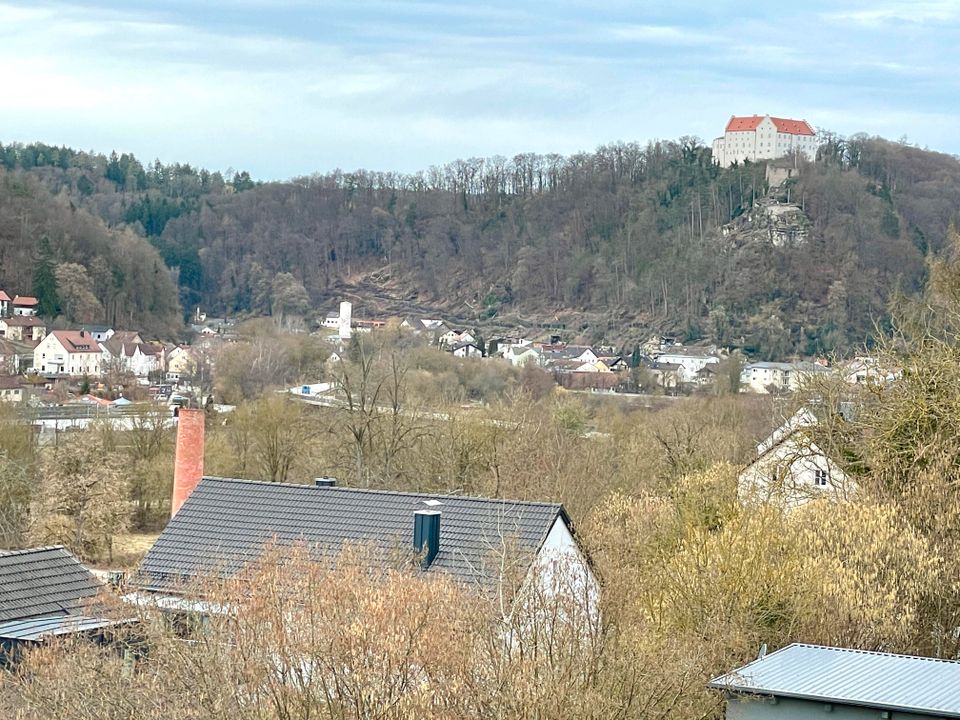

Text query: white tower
(338, 301), (352, 341)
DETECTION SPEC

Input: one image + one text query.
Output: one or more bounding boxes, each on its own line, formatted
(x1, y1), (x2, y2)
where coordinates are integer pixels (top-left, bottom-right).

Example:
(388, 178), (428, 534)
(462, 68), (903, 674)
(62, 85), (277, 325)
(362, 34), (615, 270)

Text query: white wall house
(712, 115), (817, 168)
(741, 361), (828, 394)
(503, 345), (541, 367)
(653, 351), (719, 383)
(33, 330), (104, 376)
(12, 295), (39, 317)
(738, 408), (851, 507)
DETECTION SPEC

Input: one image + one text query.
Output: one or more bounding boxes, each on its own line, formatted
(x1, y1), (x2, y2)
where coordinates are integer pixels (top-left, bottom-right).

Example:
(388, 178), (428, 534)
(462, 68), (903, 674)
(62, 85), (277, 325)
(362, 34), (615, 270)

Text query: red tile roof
(1, 316), (44, 327)
(13, 295), (39, 306)
(0, 291), (11, 302)
(725, 115), (815, 136)
(770, 117), (815, 136)
(51, 331), (101, 353)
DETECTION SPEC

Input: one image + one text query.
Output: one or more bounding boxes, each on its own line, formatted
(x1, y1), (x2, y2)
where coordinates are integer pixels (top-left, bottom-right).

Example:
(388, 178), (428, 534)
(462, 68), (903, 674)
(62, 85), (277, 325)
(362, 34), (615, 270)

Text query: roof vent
(413, 510), (441, 569)
(314, 477), (336, 488)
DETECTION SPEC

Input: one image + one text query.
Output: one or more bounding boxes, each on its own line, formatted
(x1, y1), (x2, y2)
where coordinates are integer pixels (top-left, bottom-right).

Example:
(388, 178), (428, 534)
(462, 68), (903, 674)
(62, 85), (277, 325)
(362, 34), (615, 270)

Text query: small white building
(503, 345), (541, 368)
(33, 330), (104, 376)
(738, 408), (851, 507)
(12, 296), (40, 317)
(453, 342), (483, 359)
(653, 349), (719, 383)
(712, 115), (817, 168)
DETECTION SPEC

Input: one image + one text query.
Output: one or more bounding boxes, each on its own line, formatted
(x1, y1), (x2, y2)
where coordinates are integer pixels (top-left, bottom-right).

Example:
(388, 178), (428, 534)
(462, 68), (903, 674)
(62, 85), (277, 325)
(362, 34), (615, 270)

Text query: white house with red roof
(0, 291), (11, 317)
(712, 115), (817, 167)
(12, 295), (40, 317)
(33, 330), (104, 376)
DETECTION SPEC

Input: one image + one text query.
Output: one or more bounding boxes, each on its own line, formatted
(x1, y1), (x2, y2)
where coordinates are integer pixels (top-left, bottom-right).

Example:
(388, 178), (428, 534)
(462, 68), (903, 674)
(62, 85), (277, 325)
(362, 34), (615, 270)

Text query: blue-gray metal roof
(135, 477), (568, 592)
(0, 546), (103, 623)
(709, 643), (960, 718)
(0, 614), (133, 642)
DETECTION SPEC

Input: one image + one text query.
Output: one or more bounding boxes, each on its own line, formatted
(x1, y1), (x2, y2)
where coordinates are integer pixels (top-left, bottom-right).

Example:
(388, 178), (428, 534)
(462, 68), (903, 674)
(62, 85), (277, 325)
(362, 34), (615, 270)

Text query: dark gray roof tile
(136, 477), (567, 592)
(0, 546), (103, 623)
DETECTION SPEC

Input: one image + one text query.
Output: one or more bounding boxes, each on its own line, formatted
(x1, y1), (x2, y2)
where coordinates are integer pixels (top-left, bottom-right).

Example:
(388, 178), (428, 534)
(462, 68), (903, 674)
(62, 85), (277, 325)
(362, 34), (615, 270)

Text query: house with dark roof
(709, 643), (960, 719)
(0, 546), (132, 662)
(133, 477), (595, 603)
(130, 409), (598, 619)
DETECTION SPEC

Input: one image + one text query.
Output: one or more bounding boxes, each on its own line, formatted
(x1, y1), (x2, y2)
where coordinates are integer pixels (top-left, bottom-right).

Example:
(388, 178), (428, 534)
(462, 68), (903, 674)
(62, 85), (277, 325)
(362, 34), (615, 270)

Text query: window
(814, 469), (828, 486)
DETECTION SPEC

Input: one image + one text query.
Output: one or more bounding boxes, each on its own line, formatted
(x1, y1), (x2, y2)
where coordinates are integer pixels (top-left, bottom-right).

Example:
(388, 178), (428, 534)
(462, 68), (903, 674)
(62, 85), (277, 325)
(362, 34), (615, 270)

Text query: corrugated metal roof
(709, 643), (960, 717)
(135, 477), (567, 592)
(0, 614), (132, 641)
(0, 546), (103, 623)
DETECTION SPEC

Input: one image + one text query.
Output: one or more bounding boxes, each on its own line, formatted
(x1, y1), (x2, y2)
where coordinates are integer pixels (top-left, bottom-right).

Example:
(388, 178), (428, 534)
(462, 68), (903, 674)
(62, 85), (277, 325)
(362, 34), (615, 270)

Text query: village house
(166, 346), (197, 379)
(738, 407), (852, 507)
(11, 295), (39, 317)
(102, 337), (163, 378)
(0, 316), (46, 343)
(127, 411), (599, 621)
(710, 643), (960, 720)
(711, 114), (817, 168)
(740, 360), (828, 394)
(452, 341), (483, 358)
(502, 344), (541, 368)
(0, 291), (10, 317)
(78, 325), (115, 343)
(0, 375), (31, 403)
(33, 330), (104, 376)
(0, 546), (133, 665)
(652, 347), (719, 383)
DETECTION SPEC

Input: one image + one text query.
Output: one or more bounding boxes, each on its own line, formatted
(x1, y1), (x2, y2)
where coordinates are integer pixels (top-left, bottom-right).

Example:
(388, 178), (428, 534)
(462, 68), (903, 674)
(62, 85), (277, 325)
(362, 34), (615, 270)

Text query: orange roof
(13, 295), (39, 305)
(725, 115), (815, 136)
(51, 330), (101, 353)
(0, 291), (11, 302)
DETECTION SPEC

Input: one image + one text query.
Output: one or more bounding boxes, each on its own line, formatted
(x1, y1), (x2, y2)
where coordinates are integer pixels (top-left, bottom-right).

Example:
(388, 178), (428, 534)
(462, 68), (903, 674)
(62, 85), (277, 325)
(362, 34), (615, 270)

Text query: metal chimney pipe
(171, 408), (204, 517)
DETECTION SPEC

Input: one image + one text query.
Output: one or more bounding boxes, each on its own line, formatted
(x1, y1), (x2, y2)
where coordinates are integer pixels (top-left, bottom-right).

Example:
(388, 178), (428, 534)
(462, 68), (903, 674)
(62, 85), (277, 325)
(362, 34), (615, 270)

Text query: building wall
(713, 116), (817, 167)
(727, 694), (933, 720)
(738, 436), (850, 507)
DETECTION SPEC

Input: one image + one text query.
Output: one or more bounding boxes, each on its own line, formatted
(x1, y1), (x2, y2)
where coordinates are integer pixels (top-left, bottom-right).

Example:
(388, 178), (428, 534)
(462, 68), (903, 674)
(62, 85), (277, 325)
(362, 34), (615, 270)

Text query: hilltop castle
(711, 115), (817, 167)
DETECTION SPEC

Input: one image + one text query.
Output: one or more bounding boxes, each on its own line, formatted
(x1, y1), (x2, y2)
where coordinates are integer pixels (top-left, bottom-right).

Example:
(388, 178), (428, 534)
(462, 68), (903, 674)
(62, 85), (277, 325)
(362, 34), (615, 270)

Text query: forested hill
(0, 168), (181, 336)
(2, 136), (959, 356)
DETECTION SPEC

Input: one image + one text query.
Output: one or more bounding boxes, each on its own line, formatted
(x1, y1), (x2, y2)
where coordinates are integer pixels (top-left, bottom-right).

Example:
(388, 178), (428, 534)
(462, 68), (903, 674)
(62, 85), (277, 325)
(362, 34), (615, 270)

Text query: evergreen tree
(32, 236), (60, 317)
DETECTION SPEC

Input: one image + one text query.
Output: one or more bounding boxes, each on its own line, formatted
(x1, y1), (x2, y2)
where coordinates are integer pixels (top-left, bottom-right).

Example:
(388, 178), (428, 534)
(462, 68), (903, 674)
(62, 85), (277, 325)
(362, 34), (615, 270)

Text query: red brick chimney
(172, 408), (204, 517)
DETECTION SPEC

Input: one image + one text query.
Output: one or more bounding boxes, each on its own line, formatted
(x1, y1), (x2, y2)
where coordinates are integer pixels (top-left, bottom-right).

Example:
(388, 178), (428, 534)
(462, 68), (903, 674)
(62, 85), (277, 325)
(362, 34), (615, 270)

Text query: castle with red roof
(711, 114), (817, 168)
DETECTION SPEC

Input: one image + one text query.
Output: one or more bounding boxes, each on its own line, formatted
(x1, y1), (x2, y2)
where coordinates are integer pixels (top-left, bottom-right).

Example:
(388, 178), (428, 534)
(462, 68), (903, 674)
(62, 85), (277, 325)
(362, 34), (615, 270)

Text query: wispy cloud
(0, 0), (957, 178)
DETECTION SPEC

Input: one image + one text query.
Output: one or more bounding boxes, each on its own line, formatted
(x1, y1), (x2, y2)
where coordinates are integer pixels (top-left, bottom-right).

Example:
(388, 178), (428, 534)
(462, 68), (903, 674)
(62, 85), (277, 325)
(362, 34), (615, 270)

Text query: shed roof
(135, 477), (568, 592)
(0, 614), (132, 641)
(0, 546), (103, 623)
(709, 643), (960, 718)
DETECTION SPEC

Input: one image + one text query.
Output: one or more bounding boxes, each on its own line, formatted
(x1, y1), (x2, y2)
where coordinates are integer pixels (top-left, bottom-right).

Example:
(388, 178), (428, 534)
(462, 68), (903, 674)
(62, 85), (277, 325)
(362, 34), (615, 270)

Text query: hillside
(0, 168), (181, 336)
(2, 136), (958, 356)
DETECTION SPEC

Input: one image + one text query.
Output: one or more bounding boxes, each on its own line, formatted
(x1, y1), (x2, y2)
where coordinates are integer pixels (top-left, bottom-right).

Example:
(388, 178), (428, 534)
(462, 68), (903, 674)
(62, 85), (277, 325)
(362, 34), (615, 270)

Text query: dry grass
(107, 532), (159, 569)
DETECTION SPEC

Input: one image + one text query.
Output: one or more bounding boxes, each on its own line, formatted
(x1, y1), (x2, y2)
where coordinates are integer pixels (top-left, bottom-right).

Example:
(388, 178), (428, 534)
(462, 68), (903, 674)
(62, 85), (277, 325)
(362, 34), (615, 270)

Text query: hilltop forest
(1, 135), (958, 354)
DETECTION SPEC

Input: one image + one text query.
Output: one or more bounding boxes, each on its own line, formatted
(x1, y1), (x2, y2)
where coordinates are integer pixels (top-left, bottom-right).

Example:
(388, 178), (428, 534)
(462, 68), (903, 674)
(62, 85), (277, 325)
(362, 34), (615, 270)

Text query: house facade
(652, 349), (719, 383)
(33, 330), (103, 376)
(712, 115), (817, 168)
(738, 408), (851, 507)
(11, 296), (39, 317)
(740, 361), (827, 394)
(0, 317), (46, 343)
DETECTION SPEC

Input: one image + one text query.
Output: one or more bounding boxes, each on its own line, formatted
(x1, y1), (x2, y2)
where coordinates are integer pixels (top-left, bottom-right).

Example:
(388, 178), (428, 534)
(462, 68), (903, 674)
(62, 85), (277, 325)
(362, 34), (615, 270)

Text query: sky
(1, 0), (959, 180)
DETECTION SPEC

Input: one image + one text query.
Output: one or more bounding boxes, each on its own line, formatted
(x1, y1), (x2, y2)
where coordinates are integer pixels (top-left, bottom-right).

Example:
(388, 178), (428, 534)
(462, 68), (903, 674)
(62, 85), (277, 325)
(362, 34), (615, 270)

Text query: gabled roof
(0, 546), (103, 623)
(725, 115), (815, 136)
(135, 477), (568, 592)
(709, 643), (960, 718)
(50, 330), (100, 353)
(0, 291), (11, 302)
(12, 295), (39, 306)
(1, 316), (45, 327)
